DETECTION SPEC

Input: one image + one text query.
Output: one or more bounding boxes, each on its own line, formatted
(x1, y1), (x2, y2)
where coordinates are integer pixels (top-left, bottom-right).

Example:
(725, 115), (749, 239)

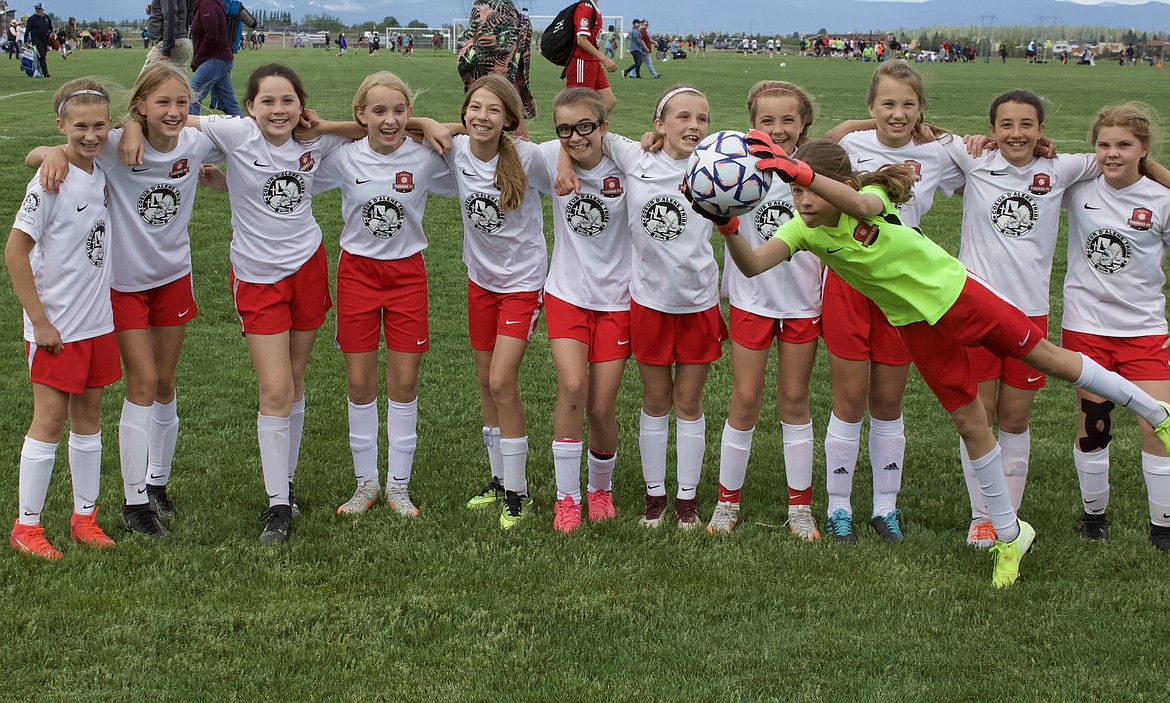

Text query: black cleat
(1149, 523), (1170, 553)
(288, 482), (302, 518)
(1079, 511), (1109, 541)
(146, 484), (177, 521)
(122, 502), (170, 539)
(260, 505), (293, 544)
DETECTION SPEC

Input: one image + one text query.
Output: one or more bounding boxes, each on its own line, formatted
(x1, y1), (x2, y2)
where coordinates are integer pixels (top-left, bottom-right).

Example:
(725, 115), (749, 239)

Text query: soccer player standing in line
(7, 81), (119, 558)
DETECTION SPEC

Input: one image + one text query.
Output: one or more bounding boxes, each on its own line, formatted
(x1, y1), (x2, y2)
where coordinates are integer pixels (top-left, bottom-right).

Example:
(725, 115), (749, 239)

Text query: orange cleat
(10, 520), (63, 560)
(70, 508), (116, 548)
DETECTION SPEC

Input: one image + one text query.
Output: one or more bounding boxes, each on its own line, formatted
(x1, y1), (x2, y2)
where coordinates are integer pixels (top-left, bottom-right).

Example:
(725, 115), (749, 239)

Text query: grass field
(1, 47), (1169, 700)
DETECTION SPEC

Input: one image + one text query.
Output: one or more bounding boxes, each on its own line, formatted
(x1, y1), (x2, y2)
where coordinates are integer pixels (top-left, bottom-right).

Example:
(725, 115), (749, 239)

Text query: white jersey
(314, 138), (456, 261)
(1061, 176), (1170, 336)
(951, 144), (1097, 315)
(98, 128), (223, 292)
(535, 140), (631, 311)
(604, 134), (719, 314)
(838, 130), (964, 227)
(723, 179), (822, 319)
(200, 115), (348, 283)
(443, 134), (547, 293)
(14, 166), (114, 343)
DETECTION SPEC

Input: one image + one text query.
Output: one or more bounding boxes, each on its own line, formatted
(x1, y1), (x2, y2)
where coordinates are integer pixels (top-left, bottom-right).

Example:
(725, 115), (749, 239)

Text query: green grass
(1, 48), (1169, 700)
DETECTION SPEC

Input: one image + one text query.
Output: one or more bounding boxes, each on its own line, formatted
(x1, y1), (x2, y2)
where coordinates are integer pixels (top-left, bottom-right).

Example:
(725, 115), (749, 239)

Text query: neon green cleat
(1154, 402), (1170, 455)
(990, 519), (1036, 588)
(466, 477), (505, 509)
(499, 490), (532, 530)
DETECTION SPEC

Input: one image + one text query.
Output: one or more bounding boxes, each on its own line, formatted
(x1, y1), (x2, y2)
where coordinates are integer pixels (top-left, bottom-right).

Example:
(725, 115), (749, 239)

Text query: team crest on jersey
(1086, 229), (1131, 274)
(298, 152), (315, 172)
(753, 200), (796, 240)
(465, 193), (504, 233)
(566, 193), (609, 236)
(394, 171), (415, 193)
(641, 196), (686, 241)
(20, 192), (40, 214)
(1128, 207), (1153, 231)
(362, 197), (406, 238)
(1028, 173), (1051, 195)
(263, 172), (306, 213)
(601, 176), (623, 198)
(853, 222), (880, 247)
(137, 184), (182, 225)
(169, 159), (189, 178)
(903, 159), (922, 181)
(991, 191), (1038, 237)
(86, 220), (107, 267)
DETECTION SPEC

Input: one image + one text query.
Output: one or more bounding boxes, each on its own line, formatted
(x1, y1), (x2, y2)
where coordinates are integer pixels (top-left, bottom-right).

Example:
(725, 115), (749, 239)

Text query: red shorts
(1061, 329), (1170, 381)
(899, 275), (1044, 411)
(231, 245), (332, 335)
(630, 300), (728, 365)
(26, 332), (122, 394)
(467, 278), (543, 352)
(566, 56), (610, 90)
(111, 273), (197, 330)
(821, 269), (911, 366)
(544, 293), (631, 363)
(729, 306), (822, 350)
(335, 251), (428, 354)
(967, 315), (1048, 390)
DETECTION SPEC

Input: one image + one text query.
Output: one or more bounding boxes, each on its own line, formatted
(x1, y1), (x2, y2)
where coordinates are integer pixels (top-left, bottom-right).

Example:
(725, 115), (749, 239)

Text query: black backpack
(541, 1), (598, 67)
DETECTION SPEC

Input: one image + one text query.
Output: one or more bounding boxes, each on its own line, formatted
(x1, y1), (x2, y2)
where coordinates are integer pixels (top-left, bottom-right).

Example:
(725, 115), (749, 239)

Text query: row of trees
(295, 14), (437, 33)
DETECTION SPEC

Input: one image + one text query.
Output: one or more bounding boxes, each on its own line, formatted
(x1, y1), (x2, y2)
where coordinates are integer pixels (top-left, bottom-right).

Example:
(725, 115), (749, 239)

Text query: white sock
(781, 421), (814, 495)
(999, 428), (1031, 512)
(586, 449), (616, 493)
(258, 413), (291, 507)
(146, 397), (178, 487)
(1074, 445), (1110, 515)
(676, 415), (705, 500)
(347, 399), (379, 484)
(870, 415), (905, 517)
(69, 431), (102, 515)
(387, 397), (418, 484)
(1075, 352), (1168, 427)
(499, 436), (529, 495)
(718, 422), (753, 493)
(483, 426), (503, 481)
(825, 413), (861, 516)
(287, 396), (305, 483)
(970, 444), (1019, 542)
(553, 439), (583, 501)
(639, 410), (669, 497)
(960, 438), (990, 520)
(1142, 452), (1170, 527)
(18, 437), (56, 526)
(119, 399), (152, 505)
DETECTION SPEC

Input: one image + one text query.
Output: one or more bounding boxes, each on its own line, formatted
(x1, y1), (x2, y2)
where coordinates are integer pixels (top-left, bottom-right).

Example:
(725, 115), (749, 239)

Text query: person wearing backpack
(563, 1), (617, 111)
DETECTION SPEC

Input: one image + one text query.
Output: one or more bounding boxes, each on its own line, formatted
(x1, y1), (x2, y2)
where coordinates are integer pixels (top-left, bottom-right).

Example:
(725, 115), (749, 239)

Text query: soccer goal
(451, 15), (624, 59)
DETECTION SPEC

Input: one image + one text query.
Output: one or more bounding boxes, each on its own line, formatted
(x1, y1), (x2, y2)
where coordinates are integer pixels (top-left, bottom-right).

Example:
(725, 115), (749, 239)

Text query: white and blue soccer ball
(685, 130), (773, 218)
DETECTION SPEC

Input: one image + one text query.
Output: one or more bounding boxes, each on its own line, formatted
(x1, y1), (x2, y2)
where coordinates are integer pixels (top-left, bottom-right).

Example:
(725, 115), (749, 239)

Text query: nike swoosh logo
(462, 169), (476, 177)
(132, 166), (150, 172)
(356, 178), (371, 184)
(149, 473), (165, 479)
(392, 476), (408, 482)
(177, 309), (190, 318)
(416, 339), (427, 345)
(254, 160), (272, 167)
(990, 170), (1009, 176)
(811, 317), (821, 325)
(23, 511), (37, 516)
(826, 247), (843, 254)
(77, 204), (88, 212)
(639, 174), (653, 179)
(504, 319), (523, 325)
(267, 493), (279, 499)
(647, 484), (662, 491)
(856, 158), (872, 164)
(1018, 330), (1031, 347)
(1027, 375), (1043, 383)
(1085, 498), (1099, 504)
(1083, 203), (1102, 210)
(679, 486), (695, 492)
(617, 340), (630, 345)
(1163, 513), (1170, 519)
(82, 503), (95, 510)
(137, 487), (147, 494)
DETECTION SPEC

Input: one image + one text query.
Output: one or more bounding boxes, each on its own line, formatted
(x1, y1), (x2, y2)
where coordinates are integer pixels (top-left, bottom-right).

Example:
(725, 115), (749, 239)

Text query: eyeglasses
(555, 120), (603, 139)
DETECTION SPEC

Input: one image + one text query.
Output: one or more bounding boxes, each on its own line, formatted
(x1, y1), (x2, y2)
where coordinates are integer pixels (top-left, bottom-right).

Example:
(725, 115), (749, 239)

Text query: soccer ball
(685, 130), (772, 218)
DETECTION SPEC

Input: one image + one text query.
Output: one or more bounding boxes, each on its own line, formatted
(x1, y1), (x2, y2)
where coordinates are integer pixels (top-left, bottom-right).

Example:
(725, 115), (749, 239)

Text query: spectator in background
(433, 30), (442, 51)
(603, 25), (616, 58)
(5, 19), (19, 60)
(639, 19), (660, 77)
(143, 0), (192, 74)
(189, 0), (241, 116)
(456, 0), (537, 120)
(622, 18), (644, 78)
(24, 3), (53, 77)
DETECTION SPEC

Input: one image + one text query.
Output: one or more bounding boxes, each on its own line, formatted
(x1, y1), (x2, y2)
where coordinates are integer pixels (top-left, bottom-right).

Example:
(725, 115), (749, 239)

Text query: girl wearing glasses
(535, 88), (631, 532)
(556, 83), (723, 530)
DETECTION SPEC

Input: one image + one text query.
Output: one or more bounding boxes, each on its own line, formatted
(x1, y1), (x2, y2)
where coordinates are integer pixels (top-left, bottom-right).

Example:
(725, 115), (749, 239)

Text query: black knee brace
(1078, 398), (1115, 452)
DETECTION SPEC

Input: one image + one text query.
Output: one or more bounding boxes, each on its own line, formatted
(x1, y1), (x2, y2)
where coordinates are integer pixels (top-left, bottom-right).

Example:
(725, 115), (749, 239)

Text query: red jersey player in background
(565, 1), (617, 112)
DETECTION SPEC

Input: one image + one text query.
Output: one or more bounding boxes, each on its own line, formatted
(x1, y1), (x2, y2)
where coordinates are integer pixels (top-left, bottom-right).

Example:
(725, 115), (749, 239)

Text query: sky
(10, 0), (1170, 32)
